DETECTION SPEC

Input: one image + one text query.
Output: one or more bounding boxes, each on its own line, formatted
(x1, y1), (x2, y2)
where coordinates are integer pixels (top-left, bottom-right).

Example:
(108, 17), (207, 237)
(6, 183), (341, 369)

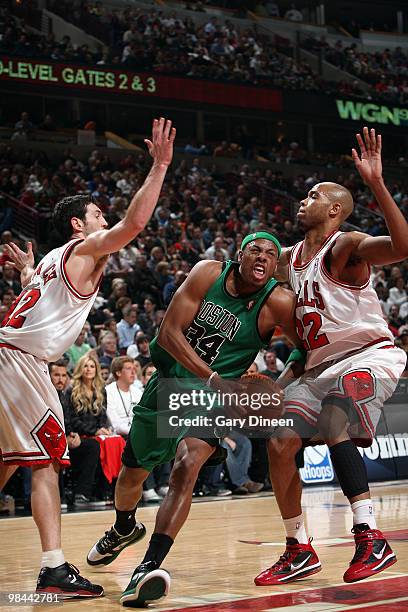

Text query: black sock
(142, 533), (174, 566)
(114, 507), (137, 536)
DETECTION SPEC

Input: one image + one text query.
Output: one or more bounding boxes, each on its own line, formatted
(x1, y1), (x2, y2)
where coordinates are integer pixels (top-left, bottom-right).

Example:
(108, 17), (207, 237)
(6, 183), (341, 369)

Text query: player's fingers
(363, 126), (371, 151)
(144, 139), (153, 154)
(376, 133), (382, 154)
(156, 116), (165, 143)
(370, 127), (377, 151)
(4, 243), (20, 258)
(356, 133), (366, 154)
(163, 118), (172, 140)
(351, 148), (360, 162)
(169, 126), (176, 143)
(151, 118), (159, 145)
(26, 241), (33, 254)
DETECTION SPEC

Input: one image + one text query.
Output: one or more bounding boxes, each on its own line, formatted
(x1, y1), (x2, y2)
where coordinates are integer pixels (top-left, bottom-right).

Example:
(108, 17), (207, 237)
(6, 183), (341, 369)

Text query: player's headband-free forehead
(240, 232), (282, 257)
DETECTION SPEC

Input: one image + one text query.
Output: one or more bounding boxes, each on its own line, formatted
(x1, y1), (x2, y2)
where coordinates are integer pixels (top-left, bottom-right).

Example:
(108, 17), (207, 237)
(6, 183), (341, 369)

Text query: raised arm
(157, 260), (222, 381)
(351, 126), (408, 264)
(274, 247), (292, 282)
(3, 241), (35, 288)
(76, 117), (176, 259)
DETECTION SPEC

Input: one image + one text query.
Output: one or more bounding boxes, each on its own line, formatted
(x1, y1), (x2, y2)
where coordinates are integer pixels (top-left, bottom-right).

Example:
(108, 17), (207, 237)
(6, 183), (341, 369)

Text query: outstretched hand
(352, 126), (383, 185)
(3, 241), (34, 272)
(144, 117), (176, 167)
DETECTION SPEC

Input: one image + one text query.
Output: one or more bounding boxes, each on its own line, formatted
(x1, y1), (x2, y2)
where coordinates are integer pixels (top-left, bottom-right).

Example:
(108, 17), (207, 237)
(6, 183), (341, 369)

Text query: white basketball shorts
(0, 345), (69, 467)
(284, 342), (406, 445)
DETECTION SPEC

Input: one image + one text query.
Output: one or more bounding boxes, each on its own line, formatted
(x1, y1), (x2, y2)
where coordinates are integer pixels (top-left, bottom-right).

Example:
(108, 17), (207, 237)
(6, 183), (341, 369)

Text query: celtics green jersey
(150, 261), (278, 379)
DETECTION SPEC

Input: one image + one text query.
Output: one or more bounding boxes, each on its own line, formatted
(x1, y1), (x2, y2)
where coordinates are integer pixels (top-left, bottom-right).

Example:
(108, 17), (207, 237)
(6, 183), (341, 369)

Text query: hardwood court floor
(1, 482), (408, 611)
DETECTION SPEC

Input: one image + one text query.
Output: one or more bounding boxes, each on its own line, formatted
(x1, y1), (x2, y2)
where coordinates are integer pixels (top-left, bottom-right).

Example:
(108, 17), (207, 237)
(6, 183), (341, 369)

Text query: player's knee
(318, 405), (348, 442)
(267, 429), (302, 462)
(170, 453), (200, 491)
(118, 465), (145, 488)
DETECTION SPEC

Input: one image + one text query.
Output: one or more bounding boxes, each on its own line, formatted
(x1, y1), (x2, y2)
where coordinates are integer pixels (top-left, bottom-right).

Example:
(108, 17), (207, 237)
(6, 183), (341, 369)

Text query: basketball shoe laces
(98, 528), (121, 553)
(349, 527), (370, 564)
(66, 563), (93, 586)
(270, 540), (299, 570)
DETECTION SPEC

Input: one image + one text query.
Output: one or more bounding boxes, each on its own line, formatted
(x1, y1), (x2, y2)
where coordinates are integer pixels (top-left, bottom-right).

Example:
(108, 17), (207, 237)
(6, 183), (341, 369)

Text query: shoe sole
(120, 570), (170, 607)
(87, 524), (147, 567)
(344, 554), (397, 583)
(255, 563), (322, 585)
(36, 587), (104, 599)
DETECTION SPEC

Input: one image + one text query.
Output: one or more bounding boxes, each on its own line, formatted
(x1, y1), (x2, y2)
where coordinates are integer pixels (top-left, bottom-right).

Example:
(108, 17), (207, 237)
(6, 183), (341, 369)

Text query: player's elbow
(157, 326), (173, 351)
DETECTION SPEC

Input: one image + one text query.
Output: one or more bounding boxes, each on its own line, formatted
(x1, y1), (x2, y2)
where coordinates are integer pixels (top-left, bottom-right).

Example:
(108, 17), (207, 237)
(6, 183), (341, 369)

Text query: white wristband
(206, 371), (218, 388)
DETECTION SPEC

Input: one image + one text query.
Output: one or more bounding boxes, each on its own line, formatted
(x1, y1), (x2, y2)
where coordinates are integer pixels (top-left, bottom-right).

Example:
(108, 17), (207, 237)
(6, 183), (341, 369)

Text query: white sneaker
(142, 489), (161, 503)
(156, 486), (169, 497)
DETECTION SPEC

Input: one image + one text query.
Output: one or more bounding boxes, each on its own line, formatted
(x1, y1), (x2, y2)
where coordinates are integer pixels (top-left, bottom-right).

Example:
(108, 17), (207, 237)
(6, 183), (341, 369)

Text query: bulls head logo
(32, 412), (67, 460)
(342, 370), (375, 403)
(44, 431), (64, 449)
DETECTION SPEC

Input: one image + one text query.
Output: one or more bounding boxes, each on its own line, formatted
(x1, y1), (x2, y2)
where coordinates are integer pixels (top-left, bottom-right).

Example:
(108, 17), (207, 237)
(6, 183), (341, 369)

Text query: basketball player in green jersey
(87, 232), (300, 606)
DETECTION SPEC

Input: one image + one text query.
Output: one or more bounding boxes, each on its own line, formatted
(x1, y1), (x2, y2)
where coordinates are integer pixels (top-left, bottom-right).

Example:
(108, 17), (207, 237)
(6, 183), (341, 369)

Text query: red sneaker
(343, 523), (397, 583)
(254, 538), (322, 585)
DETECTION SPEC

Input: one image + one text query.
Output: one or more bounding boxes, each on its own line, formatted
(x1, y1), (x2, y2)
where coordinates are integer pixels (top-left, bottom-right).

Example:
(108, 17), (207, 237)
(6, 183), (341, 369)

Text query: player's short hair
(53, 194), (95, 241)
(111, 356), (135, 380)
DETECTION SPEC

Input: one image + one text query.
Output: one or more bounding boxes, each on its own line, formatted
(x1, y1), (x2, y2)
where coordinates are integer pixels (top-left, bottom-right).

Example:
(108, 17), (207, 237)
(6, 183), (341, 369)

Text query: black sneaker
(87, 523), (146, 566)
(120, 561), (170, 607)
(73, 494), (93, 509)
(36, 562), (103, 598)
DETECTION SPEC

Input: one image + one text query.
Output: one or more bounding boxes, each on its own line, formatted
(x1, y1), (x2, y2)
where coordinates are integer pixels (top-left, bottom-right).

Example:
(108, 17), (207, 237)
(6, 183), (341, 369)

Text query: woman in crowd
(64, 354), (111, 437)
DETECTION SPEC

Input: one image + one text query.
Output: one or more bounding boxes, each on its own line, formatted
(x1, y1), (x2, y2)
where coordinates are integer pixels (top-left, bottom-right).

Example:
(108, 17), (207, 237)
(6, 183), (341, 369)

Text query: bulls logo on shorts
(341, 370), (376, 404)
(31, 410), (69, 462)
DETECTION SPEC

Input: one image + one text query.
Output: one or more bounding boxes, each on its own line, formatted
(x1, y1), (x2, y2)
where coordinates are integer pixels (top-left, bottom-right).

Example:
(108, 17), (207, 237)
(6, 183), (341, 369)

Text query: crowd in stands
(1, 121), (408, 513)
(1, 4), (362, 98)
(4, 3), (407, 104)
(302, 37), (408, 105)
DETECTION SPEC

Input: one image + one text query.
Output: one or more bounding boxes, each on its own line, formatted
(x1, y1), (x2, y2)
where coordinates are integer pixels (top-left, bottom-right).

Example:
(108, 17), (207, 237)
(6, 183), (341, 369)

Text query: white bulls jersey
(0, 239), (101, 361)
(289, 231), (394, 371)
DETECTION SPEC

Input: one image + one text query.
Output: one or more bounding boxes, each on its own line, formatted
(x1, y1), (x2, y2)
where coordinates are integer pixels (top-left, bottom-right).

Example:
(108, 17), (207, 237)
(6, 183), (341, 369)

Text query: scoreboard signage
(0, 56), (282, 111)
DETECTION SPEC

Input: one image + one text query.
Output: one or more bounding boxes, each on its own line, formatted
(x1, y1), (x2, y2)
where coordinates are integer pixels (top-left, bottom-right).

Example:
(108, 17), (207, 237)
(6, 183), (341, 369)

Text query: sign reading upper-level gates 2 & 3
(0, 56), (282, 112)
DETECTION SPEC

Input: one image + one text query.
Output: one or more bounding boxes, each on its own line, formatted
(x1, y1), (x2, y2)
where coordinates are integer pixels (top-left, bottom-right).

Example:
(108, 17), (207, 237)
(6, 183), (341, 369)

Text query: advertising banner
(0, 56), (282, 111)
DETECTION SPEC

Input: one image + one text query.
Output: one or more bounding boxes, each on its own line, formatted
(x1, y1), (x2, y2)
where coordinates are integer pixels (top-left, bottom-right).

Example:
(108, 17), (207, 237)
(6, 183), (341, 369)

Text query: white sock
(351, 499), (377, 530)
(283, 514), (308, 544)
(41, 549), (65, 569)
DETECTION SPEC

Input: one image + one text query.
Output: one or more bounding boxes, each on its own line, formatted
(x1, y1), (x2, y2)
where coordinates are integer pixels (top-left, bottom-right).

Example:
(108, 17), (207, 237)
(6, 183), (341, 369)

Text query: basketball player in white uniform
(255, 127), (408, 586)
(0, 117), (175, 597)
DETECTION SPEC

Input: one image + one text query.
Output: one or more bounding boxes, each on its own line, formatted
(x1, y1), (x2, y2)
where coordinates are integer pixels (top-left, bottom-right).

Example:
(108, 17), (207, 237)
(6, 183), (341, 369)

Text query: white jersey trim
(59, 239), (101, 301)
(320, 251), (371, 291)
(292, 231), (339, 270)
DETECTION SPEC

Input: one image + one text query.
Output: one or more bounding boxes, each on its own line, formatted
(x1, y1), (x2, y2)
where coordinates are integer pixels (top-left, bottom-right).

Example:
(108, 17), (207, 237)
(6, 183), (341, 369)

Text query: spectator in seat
(49, 360), (100, 508)
(0, 262), (21, 296)
(106, 356), (143, 437)
(163, 270), (187, 306)
(138, 296), (157, 337)
(14, 111), (35, 134)
(135, 335), (151, 368)
(285, 4), (303, 21)
(388, 277), (407, 308)
(203, 236), (229, 261)
(63, 355), (111, 438)
(65, 326), (91, 369)
(223, 431), (264, 494)
(388, 304), (404, 336)
(142, 362), (156, 386)
(116, 305), (141, 352)
(98, 332), (120, 367)
(261, 350), (280, 380)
